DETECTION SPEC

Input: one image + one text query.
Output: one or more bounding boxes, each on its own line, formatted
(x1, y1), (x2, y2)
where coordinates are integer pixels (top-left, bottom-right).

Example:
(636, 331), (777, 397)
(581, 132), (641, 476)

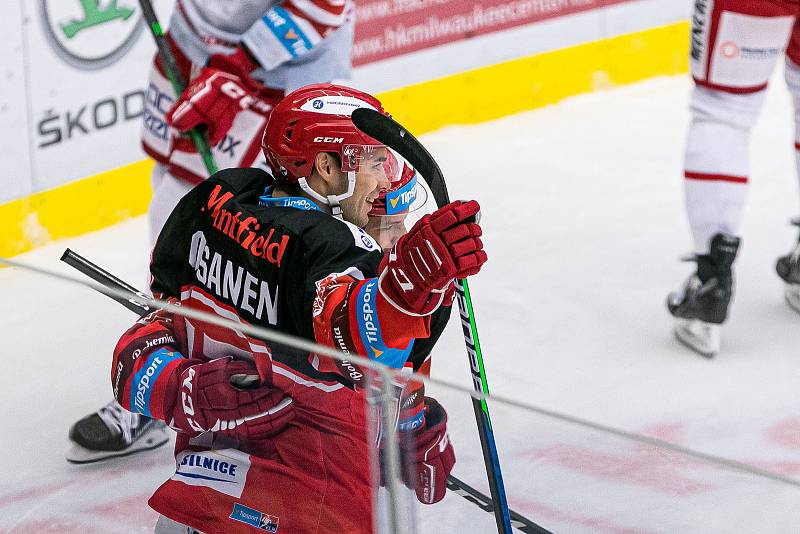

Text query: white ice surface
(2, 72), (800, 533)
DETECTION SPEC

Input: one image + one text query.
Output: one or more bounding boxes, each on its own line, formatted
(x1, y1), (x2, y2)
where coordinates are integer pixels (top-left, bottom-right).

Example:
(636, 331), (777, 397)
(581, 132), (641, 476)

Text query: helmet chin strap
(297, 171), (357, 220)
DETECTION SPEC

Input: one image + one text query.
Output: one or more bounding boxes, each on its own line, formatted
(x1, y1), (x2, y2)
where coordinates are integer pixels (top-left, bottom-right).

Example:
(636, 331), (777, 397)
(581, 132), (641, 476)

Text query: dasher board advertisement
(352, 0), (633, 66)
(21, 1), (173, 193)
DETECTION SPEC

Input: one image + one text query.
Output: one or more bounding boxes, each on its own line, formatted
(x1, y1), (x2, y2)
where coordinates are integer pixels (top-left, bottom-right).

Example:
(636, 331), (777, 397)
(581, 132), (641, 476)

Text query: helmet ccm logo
(313, 137), (344, 143)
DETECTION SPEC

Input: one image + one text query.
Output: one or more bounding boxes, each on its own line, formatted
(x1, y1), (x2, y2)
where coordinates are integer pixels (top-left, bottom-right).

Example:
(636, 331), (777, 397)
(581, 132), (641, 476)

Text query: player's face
(340, 147), (391, 227)
(364, 213), (409, 251)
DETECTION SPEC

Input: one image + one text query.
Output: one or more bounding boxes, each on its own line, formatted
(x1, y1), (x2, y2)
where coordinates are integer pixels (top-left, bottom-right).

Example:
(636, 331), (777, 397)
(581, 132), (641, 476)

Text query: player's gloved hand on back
(170, 357), (294, 439)
(166, 48), (275, 145)
(378, 200), (487, 315)
(401, 397), (456, 504)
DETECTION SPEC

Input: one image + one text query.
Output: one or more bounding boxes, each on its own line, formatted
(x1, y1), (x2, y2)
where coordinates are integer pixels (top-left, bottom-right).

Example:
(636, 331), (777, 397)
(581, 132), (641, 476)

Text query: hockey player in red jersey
(110, 84), (484, 533)
(667, 0), (800, 356)
(68, 0), (357, 462)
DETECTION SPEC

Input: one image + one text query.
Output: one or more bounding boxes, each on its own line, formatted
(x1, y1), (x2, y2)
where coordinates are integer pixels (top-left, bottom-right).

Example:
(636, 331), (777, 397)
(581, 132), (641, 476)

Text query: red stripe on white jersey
(684, 171), (748, 184)
(692, 78), (769, 95)
(283, 0), (346, 36)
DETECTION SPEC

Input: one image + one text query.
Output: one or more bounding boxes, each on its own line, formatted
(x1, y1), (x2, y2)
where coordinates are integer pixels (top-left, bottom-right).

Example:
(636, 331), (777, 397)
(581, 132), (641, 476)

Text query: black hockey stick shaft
(448, 476), (551, 534)
(351, 108), (516, 533)
(137, 0), (218, 175)
(61, 249), (543, 531)
(60, 249), (151, 316)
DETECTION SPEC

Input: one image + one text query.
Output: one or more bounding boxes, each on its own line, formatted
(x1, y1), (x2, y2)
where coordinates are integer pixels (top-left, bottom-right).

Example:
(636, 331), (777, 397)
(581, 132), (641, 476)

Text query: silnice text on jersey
(205, 185), (290, 267)
(179, 453), (239, 477)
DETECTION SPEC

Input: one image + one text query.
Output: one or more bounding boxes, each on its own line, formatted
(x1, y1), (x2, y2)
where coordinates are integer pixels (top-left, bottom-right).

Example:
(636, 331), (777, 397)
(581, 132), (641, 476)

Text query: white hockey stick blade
(785, 284), (800, 316)
(66, 424), (170, 464)
(673, 318), (720, 358)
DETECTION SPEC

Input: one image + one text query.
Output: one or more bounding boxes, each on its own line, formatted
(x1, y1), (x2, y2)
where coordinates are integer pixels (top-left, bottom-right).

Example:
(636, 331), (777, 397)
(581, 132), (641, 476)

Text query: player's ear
(313, 152), (341, 184)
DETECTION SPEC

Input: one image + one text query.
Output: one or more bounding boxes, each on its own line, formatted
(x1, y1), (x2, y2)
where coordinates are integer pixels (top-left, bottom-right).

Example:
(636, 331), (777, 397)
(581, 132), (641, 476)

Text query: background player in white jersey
(66, 0), (356, 463)
(667, 0), (800, 357)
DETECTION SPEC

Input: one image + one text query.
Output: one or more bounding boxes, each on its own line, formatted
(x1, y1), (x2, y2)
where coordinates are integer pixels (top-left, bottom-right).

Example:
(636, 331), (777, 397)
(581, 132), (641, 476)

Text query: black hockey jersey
(149, 167), (449, 387)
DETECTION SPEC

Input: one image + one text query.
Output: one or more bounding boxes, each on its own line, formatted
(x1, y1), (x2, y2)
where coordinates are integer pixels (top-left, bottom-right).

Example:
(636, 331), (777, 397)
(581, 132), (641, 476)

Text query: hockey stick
(60, 249), (152, 315)
(137, 0), (218, 175)
(352, 108), (518, 534)
(448, 476), (550, 534)
(61, 249), (546, 532)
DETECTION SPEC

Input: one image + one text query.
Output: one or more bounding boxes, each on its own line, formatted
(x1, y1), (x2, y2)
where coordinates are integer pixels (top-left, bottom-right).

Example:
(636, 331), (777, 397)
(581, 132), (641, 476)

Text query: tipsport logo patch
(263, 5), (311, 58)
(230, 503), (280, 532)
(173, 449), (251, 499)
(386, 174), (419, 215)
(130, 348), (182, 417)
(356, 279), (414, 368)
(398, 405), (425, 432)
(259, 195), (321, 212)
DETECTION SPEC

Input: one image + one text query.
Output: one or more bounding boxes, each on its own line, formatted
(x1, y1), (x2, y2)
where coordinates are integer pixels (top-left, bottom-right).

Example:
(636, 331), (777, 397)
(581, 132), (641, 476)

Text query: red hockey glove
(403, 397), (455, 504)
(171, 357), (294, 440)
(379, 200), (486, 315)
(166, 49), (273, 146)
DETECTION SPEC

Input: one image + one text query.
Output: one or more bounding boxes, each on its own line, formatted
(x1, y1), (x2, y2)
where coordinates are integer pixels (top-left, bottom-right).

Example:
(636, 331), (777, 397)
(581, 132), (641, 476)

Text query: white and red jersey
(169, 0), (352, 76)
(689, 0), (800, 94)
(141, 0), (354, 189)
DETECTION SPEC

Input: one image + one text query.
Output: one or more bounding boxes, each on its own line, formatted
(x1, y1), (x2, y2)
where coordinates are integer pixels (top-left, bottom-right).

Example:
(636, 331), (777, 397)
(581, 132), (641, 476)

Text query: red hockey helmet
(262, 83), (388, 183)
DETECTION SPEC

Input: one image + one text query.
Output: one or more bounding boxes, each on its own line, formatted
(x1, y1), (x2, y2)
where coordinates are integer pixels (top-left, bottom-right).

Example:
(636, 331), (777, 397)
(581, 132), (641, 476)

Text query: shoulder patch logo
(230, 502), (279, 532)
(342, 220), (381, 252)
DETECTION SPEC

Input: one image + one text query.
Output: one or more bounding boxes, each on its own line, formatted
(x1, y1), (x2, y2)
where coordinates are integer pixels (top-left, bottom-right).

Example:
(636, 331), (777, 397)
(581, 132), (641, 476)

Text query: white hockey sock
(785, 57), (800, 216)
(683, 86), (766, 253)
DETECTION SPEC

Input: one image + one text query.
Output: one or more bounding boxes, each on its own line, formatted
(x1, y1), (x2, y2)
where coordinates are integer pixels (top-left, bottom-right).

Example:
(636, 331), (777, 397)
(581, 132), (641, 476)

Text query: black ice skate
(667, 233), (740, 357)
(66, 399), (170, 464)
(776, 218), (800, 315)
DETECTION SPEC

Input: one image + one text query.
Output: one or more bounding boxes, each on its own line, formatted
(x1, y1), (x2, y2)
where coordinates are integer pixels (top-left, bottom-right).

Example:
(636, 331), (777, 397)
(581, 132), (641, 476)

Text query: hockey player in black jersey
(68, 0), (357, 464)
(110, 84), (486, 532)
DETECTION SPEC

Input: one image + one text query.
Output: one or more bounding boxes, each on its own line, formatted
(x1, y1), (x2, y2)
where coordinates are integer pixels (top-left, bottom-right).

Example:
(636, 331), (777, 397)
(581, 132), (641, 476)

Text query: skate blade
(785, 284), (800, 315)
(66, 425), (170, 464)
(674, 318), (720, 358)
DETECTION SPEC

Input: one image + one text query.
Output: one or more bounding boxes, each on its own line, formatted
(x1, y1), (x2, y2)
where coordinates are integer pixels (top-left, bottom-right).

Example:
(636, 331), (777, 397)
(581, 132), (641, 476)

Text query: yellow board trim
(0, 21), (689, 259)
(0, 160), (154, 257)
(381, 21), (689, 134)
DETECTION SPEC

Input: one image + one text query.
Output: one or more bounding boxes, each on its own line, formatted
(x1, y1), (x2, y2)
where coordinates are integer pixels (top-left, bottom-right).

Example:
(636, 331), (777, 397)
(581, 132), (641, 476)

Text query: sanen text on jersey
(189, 230), (279, 325)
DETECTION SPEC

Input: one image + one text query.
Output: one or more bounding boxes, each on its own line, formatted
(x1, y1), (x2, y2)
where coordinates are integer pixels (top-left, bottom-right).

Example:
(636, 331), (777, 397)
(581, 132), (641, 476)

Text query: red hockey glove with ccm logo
(170, 357), (294, 440)
(402, 397), (456, 504)
(378, 200), (487, 316)
(166, 49), (275, 146)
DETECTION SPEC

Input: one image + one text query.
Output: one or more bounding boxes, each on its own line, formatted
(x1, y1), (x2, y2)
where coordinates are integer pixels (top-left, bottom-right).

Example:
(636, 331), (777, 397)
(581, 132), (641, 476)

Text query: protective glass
(364, 150), (435, 252)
